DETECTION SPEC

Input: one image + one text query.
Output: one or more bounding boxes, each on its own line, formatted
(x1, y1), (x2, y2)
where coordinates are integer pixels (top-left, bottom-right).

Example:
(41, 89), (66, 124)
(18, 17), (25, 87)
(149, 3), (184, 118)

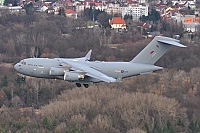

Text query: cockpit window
(20, 60), (26, 65)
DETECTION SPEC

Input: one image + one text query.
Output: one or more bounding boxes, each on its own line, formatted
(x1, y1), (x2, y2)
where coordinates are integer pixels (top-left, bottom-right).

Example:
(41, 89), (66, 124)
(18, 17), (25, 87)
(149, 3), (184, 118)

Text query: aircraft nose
(14, 63), (18, 71)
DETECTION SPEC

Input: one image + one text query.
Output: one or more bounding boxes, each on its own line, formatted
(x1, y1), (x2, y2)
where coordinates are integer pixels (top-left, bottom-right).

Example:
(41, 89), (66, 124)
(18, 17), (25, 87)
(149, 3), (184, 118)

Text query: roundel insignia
(121, 70), (124, 73)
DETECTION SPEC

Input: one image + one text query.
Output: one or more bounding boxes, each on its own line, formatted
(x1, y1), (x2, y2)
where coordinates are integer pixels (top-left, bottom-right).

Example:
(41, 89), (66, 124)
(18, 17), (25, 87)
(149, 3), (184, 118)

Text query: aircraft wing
(65, 61), (116, 83)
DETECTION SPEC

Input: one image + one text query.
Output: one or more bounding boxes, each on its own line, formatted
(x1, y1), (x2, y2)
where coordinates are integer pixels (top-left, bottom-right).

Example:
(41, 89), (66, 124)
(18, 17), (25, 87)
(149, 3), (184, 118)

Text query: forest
(0, 11), (200, 132)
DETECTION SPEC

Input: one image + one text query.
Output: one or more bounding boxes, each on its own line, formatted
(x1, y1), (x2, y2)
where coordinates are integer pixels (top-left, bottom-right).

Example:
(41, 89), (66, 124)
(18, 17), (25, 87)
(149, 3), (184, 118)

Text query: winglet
(85, 50), (92, 61)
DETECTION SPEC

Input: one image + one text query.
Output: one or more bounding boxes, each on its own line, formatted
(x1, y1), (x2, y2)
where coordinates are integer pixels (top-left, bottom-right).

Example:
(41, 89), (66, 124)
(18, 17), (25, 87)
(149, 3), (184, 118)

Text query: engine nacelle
(64, 72), (85, 81)
(49, 67), (65, 76)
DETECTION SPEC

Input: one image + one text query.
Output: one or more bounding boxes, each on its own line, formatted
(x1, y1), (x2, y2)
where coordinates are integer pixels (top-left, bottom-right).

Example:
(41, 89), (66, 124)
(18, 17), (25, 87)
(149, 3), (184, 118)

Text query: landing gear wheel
(76, 83), (81, 87)
(83, 84), (89, 88)
(22, 76), (26, 81)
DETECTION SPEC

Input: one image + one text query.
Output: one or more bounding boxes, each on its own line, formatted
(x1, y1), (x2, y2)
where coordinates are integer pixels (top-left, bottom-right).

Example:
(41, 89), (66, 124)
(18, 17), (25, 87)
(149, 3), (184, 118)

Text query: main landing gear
(75, 83), (89, 88)
(83, 84), (89, 88)
(76, 83), (81, 87)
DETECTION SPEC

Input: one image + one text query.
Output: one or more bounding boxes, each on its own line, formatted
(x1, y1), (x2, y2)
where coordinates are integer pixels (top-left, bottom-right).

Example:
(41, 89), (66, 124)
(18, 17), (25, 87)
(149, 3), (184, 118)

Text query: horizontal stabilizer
(157, 40), (187, 48)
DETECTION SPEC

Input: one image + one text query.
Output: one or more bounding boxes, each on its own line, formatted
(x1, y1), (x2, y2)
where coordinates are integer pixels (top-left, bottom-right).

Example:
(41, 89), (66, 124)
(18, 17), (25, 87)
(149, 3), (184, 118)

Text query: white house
(122, 5), (148, 20)
(106, 3), (122, 15)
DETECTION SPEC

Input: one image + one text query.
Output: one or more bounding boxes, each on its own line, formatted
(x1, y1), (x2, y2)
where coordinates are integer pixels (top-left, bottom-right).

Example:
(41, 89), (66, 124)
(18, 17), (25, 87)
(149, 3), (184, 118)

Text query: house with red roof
(109, 17), (126, 30)
(65, 9), (78, 19)
(55, 8), (78, 19)
(135, 22), (151, 29)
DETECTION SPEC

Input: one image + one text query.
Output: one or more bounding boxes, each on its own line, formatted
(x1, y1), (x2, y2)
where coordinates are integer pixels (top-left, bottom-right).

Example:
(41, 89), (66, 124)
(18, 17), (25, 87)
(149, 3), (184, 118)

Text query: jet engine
(64, 72), (85, 81)
(49, 67), (65, 76)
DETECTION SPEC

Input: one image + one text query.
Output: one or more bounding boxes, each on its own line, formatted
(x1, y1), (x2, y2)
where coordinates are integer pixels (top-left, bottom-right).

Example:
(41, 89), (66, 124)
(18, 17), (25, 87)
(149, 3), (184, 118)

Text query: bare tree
(41, 87), (187, 132)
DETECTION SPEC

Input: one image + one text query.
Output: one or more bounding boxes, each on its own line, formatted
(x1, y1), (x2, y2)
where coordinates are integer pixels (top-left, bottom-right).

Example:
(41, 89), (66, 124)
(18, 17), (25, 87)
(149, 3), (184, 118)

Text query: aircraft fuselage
(14, 58), (162, 83)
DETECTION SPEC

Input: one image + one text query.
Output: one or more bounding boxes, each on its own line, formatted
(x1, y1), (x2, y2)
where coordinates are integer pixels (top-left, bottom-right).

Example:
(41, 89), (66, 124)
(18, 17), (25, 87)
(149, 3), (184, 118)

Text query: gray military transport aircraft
(14, 36), (186, 88)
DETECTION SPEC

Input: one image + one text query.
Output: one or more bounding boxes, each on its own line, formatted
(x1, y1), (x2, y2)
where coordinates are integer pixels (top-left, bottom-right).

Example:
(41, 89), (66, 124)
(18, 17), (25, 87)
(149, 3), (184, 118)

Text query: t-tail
(130, 36), (186, 64)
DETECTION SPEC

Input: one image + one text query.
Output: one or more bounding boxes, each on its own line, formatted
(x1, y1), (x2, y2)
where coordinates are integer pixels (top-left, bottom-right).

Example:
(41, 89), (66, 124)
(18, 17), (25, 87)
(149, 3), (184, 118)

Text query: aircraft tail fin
(130, 36), (186, 64)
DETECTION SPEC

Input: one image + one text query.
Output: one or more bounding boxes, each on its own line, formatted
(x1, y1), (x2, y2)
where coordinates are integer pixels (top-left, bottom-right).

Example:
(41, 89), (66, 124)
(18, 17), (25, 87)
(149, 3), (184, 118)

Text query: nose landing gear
(21, 76), (26, 81)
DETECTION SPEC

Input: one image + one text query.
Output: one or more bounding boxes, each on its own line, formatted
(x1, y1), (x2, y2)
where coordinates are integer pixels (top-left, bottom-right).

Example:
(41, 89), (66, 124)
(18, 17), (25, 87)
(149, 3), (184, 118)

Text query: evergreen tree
(149, 9), (161, 23)
(143, 122), (150, 133)
(189, 120), (195, 132)
(139, 9), (160, 23)
(66, 124), (81, 133)
(139, 15), (148, 22)
(24, 2), (35, 15)
(177, 118), (184, 127)
(15, 76), (25, 87)
(152, 122), (162, 133)
(58, 7), (66, 16)
(42, 117), (55, 130)
(166, 120), (175, 133)
(1, 75), (8, 88)
(124, 14), (133, 20)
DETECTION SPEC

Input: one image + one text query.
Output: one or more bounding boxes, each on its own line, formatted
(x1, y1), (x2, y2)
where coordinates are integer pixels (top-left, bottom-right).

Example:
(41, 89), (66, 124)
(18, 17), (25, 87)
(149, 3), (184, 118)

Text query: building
(65, 9), (78, 19)
(106, 3), (122, 15)
(93, 1), (107, 11)
(109, 17), (126, 30)
(54, 8), (78, 19)
(75, 4), (85, 13)
(175, 15), (200, 32)
(182, 16), (200, 32)
(122, 5), (148, 20)
(0, 0), (5, 5)
(138, 0), (147, 4)
(171, 0), (196, 9)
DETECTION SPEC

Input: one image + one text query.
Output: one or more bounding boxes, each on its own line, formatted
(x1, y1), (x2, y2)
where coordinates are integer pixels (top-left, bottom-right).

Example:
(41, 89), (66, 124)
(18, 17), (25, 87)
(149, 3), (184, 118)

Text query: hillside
(0, 13), (200, 132)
